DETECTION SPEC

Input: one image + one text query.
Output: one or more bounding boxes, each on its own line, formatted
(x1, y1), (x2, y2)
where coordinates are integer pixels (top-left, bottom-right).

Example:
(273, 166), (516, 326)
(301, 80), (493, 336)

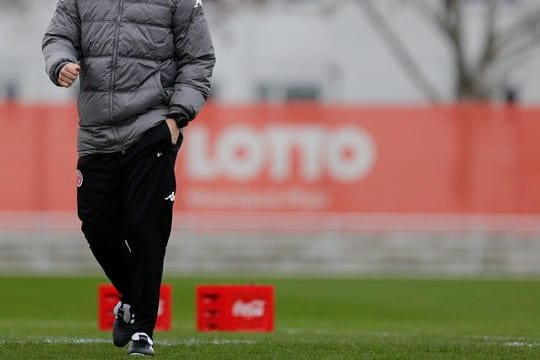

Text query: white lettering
(185, 125), (376, 183)
(297, 127), (325, 181)
(187, 127), (215, 180)
(217, 126), (264, 181)
(327, 127), (376, 182)
(231, 299), (266, 319)
(267, 127), (297, 181)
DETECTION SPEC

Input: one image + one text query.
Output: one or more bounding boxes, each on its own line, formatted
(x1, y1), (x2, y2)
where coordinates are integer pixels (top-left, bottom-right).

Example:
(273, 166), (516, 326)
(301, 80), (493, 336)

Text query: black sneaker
(128, 332), (155, 356)
(112, 302), (134, 347)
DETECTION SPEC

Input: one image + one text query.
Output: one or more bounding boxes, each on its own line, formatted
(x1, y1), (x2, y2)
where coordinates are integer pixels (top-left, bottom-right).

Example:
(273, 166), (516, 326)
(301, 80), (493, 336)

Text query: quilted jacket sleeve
(42, 0), (81, 87)
(170, 0), (216, 125)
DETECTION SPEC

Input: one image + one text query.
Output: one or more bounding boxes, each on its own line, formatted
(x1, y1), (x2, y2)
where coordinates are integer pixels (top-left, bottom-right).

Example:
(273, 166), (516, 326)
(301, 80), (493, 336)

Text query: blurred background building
(1, 0), (540, 275)
(1, 0), (540, 104)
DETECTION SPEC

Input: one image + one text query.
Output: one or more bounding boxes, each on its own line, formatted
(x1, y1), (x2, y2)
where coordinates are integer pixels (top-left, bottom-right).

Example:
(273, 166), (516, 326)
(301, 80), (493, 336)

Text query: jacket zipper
(109, 0), (125, 153)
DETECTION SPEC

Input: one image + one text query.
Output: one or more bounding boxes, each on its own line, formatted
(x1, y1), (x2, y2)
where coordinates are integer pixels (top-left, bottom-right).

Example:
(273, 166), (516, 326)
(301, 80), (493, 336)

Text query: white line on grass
(161, 338), (256, 346)
(476, 335), (540, 347)
(283, 328), (540, 347)
(2, 333), (538, 348)
(0, 337), (256, 346)
(505, 341), (539, 347)
(283, 327), (404, 337)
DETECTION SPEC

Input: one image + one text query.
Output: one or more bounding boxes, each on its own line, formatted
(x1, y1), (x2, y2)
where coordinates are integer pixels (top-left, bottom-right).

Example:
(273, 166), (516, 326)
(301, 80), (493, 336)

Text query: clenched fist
(58, 63), (80, 88)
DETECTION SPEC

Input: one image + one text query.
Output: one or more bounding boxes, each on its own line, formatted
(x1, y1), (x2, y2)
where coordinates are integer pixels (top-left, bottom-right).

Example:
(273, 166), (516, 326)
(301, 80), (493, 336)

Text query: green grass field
(1, 276), (540, 359)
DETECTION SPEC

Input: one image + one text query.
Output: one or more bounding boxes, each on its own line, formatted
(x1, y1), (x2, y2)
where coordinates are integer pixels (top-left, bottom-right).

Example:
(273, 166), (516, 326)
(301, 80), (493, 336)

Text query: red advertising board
(177, 104), (540, 214)
(98, 284), (172, 331)
(197, 285), (274, 332)
(1, 103), (540, 229)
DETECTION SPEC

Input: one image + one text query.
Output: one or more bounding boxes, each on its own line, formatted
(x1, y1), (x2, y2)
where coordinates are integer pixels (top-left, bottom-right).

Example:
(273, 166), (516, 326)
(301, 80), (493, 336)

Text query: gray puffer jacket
(42, 0), (216, 155)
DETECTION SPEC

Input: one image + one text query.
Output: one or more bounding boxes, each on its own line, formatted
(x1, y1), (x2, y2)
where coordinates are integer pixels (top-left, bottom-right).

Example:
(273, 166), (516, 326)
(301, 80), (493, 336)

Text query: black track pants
(77, 121), (181, 338)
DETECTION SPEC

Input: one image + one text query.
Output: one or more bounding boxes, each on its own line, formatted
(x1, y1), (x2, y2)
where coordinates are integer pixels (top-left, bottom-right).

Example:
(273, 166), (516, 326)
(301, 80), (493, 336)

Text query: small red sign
(97, 284), (172, 331)
(197, 285), (274, 332)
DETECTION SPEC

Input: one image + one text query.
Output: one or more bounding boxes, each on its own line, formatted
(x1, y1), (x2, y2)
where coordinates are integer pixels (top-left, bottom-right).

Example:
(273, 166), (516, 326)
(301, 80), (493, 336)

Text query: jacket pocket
(112, 72), (166, 123)
(156, 72), (170, 103)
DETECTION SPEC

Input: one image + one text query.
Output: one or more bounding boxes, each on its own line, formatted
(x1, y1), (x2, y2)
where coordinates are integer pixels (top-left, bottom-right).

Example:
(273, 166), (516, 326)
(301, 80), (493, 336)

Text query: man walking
(42, 0), (215, 355)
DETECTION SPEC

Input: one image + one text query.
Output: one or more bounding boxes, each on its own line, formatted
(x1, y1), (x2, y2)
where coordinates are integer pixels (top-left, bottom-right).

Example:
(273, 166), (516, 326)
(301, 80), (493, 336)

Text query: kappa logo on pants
(164, 192), (176, 202)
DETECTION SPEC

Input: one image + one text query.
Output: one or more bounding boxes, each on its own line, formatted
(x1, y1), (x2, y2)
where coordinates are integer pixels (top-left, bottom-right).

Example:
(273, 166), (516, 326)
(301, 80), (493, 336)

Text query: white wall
(0, 0), (538, 104)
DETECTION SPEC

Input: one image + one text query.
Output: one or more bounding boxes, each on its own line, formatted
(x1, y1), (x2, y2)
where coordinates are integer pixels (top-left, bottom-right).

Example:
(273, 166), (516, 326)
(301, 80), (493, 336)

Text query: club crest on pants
(77, 170), (83, 188)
